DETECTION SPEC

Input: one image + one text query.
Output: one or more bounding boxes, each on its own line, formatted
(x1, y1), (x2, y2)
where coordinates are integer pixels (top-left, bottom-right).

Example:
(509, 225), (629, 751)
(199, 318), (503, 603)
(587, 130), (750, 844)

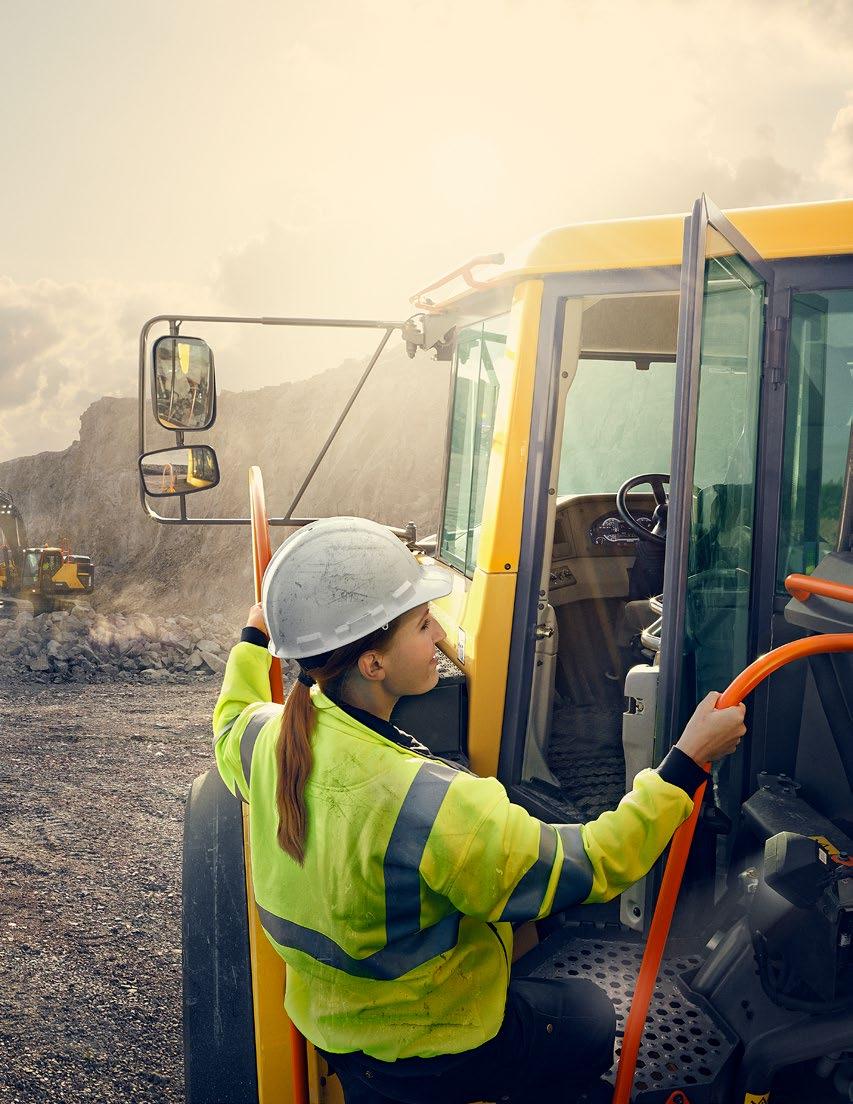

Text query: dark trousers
(319, 975), (616, 1104)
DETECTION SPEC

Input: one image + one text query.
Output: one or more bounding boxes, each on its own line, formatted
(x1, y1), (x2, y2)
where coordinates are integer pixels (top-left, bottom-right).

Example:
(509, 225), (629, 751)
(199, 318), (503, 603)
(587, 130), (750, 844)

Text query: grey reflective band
(240, 704), (282, 792)
(383, 760), (457, 943)
(552, 824), (594, 910)
(499, 822), (558, 922)
(257, 759), (462, 979)
(216, 715), (237, 742)
(257, 905), (461, 981)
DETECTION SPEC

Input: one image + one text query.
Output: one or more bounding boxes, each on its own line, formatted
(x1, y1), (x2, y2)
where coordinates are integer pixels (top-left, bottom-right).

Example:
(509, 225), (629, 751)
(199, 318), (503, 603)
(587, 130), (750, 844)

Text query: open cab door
(635, 195), (775, 930)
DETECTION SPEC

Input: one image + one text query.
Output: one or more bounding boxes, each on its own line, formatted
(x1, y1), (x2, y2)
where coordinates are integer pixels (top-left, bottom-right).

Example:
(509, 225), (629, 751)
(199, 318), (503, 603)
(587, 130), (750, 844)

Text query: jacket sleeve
(420, 767), (695, 922)
(212, 641), (275, 801)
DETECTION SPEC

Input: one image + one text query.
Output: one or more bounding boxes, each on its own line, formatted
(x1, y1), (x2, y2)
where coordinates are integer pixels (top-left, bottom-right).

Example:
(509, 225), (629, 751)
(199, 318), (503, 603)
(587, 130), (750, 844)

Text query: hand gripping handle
(612, 576), (853, 1103)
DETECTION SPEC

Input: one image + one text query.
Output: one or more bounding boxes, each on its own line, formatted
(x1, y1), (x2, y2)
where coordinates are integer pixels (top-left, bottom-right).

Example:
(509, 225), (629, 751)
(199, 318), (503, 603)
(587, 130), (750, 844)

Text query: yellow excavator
(138, 195), (853, 1103)
(0, 489), (94, 615)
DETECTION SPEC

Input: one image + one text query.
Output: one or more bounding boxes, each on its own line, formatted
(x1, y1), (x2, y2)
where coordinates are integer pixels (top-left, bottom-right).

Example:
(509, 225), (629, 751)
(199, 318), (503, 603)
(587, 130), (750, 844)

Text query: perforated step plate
(525, 929), (738, 1103)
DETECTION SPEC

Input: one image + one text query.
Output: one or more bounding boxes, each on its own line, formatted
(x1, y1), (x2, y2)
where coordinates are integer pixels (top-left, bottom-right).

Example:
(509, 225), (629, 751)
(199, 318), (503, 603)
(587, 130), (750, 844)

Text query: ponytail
(274, 618), (402, 863)
(275, 679), (315, 863)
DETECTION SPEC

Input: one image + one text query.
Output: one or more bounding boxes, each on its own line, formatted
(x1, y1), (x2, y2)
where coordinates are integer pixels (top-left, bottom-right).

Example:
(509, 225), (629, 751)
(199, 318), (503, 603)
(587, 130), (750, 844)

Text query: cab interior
(519, 282), (853, 852)
(522, 292), (682, 818)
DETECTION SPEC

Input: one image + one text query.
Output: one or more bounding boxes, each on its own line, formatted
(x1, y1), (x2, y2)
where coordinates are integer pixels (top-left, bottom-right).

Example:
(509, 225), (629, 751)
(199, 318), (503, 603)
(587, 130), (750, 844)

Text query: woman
(213, 516), (745, 1104)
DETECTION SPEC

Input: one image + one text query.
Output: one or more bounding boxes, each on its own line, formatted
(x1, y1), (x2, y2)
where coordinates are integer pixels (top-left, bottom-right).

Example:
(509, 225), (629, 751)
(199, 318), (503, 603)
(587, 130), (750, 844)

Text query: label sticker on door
(457, 628), (466, 665)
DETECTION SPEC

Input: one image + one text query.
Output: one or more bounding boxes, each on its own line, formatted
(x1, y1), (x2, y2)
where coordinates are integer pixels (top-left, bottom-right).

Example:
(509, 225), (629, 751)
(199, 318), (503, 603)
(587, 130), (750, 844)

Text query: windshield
(439, 314), (510, 576)
(22, 552), (40, 582)
(558, 357), (676, 495)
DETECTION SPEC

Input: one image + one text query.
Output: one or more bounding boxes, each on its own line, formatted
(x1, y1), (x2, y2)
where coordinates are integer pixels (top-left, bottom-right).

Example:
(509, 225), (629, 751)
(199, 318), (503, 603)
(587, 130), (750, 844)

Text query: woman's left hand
(246, 602), (268, 635)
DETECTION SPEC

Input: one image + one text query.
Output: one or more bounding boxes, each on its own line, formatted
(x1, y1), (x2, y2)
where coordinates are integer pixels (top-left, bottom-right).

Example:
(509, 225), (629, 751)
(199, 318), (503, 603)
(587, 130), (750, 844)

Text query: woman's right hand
(246, 602), (268, 635)
(675, 691), (747, 765)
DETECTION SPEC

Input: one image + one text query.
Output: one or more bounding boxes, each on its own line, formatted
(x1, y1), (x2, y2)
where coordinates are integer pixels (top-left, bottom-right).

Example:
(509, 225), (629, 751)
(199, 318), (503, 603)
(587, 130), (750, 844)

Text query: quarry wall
(0, 348), (450, 626)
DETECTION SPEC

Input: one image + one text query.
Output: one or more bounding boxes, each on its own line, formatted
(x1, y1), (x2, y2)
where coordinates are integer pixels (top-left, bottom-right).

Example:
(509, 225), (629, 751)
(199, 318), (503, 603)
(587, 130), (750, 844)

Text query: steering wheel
(616, 473), (669, 547)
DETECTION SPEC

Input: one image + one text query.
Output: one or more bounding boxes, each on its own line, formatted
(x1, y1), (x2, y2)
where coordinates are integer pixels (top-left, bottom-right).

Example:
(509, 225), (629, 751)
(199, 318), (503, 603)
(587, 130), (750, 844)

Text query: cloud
(0, 277), (196, 462)
(821, 96), (853, 192)
(2, 0), (853, 464)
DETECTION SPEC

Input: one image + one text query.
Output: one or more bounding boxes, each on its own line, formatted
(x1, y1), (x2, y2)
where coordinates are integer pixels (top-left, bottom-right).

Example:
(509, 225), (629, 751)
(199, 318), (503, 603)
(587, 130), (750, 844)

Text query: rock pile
(0, 606), (243, 684)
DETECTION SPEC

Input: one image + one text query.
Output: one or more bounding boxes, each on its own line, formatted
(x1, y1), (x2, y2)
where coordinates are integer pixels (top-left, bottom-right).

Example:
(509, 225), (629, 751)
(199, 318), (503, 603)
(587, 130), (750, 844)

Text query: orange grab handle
(612, 629), (853, 1104)
(785, 572), (853, 606)
(248, 466), (309, 1104)
(409, 252), (505, 311)
(249, 466), (284, 707)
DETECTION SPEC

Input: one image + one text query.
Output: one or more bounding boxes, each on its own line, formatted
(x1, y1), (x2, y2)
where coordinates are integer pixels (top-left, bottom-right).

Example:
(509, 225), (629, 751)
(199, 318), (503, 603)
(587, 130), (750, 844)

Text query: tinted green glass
(440, 315), (509, 577)
(676, 253), (765, 884)
(685, 254), (764, 702)
(558, 359), (676, 494)
(777, 291), (853, 589)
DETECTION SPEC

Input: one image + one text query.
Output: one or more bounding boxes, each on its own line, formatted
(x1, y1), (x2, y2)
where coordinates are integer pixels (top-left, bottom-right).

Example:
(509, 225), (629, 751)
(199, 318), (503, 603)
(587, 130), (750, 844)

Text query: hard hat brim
(268, 559), (454, 660)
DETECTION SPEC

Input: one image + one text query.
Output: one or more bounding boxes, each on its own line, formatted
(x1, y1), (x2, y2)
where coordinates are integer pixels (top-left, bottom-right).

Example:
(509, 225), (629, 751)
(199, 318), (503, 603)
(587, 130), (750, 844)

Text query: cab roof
(412, 198), (853, 314)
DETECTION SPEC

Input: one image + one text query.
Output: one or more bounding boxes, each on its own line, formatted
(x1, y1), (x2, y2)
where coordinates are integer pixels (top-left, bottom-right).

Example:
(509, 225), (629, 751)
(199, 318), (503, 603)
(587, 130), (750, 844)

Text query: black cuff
(240, 626), (270, 648)
(657, 746), (710, 796)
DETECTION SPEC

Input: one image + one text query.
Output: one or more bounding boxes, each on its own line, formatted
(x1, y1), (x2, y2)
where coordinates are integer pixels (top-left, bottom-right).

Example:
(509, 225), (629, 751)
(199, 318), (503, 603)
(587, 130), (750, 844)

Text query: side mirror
(139, 446), (221, 498)
(152, 336), (216, 431)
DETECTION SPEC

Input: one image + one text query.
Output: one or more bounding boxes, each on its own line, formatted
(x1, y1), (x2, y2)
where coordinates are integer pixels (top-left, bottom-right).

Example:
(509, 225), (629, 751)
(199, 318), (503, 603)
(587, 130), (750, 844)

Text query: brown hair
(275, 618), (402, 863)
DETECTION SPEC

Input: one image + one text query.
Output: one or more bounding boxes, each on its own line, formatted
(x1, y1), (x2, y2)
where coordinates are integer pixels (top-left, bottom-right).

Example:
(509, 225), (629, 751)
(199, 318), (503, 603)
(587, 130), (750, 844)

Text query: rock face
(0, 606), (269, 684)
(0, 347), (450, 626)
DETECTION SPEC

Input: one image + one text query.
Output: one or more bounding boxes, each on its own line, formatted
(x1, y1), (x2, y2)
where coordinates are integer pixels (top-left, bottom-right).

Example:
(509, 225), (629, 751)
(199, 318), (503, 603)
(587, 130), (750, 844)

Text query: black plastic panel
(742, 778), (853, 852)
(391, 673), (468, 758)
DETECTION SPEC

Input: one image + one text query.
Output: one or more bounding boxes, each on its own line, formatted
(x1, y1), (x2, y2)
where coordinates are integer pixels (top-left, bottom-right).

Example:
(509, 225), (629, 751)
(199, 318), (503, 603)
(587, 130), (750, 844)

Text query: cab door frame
(497, 265), (682, 792)
(746, 252), (853, 788)
(656, 195), (775, 768)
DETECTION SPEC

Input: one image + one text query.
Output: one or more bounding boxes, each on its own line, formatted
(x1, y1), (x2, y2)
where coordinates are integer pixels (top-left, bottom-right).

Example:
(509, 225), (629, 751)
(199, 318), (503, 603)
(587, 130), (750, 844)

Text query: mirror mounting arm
(139, 312), (411, 527)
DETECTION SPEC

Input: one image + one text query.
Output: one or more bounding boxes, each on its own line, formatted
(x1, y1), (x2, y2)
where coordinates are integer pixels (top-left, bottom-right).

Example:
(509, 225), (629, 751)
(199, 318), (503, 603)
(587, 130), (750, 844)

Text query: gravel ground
(0, 675), (221, 1104)
(0, 667), (841, 1104)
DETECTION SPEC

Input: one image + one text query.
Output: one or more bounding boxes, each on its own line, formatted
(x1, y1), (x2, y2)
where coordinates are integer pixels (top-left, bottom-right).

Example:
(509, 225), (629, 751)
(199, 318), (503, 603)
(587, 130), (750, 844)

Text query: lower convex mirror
(139, 446), (220, 497)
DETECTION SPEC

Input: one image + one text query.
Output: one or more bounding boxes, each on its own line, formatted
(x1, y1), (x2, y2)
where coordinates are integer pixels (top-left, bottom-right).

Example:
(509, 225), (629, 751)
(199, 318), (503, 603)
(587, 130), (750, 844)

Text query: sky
(2, 0), (853, 461)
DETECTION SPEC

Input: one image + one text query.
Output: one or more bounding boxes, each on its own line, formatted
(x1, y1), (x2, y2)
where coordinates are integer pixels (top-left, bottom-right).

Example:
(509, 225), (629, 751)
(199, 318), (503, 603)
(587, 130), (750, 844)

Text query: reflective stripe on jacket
(213, 641), (695, 1061)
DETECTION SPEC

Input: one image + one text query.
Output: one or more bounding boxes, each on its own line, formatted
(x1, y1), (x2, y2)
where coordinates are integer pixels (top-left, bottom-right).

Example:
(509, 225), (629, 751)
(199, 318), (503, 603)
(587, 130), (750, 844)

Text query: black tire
(183, 770), (259, 1104)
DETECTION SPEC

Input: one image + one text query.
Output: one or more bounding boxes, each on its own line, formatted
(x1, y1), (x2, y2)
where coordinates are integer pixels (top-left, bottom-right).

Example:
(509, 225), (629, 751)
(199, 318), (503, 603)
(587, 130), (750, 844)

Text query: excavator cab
(140, 196), (853, 1103)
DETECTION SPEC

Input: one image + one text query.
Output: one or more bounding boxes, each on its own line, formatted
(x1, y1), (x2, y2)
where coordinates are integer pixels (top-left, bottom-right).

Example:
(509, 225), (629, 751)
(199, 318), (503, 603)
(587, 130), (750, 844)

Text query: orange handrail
(410, 252), (505, 312)
(612, 576), (853, 1103)
(785, 572), (853, 606)
(248, 466), (309, 1104)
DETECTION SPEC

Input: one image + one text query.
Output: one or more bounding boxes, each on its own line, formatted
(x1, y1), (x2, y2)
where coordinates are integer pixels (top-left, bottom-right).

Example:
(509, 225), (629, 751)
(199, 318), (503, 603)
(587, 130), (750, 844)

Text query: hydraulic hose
(249, 466), (310, 1104)
(611, 574), (853, 1104)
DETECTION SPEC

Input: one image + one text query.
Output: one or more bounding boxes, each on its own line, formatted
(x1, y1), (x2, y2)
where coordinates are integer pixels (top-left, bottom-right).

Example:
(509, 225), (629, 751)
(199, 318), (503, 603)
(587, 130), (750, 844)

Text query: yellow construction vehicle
(0, 489), (94, 615)
(139, 195), (853, 1103)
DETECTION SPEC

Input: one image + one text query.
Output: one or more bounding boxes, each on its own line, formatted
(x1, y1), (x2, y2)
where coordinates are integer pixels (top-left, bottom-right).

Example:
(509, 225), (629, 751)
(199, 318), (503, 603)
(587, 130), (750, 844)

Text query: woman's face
(376, 603), (446, 698)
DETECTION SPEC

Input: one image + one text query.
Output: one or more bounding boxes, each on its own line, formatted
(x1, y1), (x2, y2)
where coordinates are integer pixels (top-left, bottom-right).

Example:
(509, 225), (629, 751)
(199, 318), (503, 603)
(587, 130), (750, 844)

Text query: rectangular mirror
(139, 446), (221, 497)
(152, 335), (216, 430)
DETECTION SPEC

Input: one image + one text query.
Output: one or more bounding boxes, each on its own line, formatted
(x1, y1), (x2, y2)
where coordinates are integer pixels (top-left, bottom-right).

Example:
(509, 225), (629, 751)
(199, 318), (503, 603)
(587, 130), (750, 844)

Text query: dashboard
(549, 493), (656, 605)
(588, 510), (654, 548)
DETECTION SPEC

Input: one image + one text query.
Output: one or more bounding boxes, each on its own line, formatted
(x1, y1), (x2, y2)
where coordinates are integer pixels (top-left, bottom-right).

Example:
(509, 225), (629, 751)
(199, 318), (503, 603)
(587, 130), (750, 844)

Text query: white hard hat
(261, 516), (453, 660)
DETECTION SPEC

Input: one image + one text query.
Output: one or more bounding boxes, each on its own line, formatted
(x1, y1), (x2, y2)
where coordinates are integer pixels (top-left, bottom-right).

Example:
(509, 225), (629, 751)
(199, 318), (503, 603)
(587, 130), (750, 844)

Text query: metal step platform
(520, 925), (739, 1103)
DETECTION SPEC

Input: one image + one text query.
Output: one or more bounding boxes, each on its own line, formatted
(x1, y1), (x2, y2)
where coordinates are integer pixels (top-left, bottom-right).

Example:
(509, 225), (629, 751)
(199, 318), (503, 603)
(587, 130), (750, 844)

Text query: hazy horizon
(2, 0), (853, 461)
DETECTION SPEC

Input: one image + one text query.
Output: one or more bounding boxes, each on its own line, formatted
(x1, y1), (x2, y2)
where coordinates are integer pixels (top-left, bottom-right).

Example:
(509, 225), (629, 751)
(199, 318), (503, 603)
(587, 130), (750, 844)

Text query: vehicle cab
(139, 195), (853, 1103)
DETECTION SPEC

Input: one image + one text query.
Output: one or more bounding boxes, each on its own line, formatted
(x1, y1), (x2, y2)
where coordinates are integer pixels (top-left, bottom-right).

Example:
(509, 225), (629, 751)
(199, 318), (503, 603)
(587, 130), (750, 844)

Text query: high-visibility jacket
(213, 640), (698, 1062)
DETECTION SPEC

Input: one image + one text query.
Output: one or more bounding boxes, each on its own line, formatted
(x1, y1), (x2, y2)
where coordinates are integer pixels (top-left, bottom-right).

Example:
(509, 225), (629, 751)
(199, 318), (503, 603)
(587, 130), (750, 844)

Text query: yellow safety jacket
(213, 640), (697, 1062)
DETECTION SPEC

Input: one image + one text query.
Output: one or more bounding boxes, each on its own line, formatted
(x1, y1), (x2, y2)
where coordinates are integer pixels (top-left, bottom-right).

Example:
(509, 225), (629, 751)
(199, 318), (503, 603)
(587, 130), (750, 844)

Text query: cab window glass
(23, 552), (39, 583)
(439, 315), (509, 577)
(557, 358), (676, 494)
(687, 254), (764, 698)
(777, 290), (853, 588)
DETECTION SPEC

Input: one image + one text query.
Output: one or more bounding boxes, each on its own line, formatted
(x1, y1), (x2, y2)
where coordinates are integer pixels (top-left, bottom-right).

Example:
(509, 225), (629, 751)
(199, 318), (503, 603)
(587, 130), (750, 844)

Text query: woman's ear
(357, 651), (386, 682)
